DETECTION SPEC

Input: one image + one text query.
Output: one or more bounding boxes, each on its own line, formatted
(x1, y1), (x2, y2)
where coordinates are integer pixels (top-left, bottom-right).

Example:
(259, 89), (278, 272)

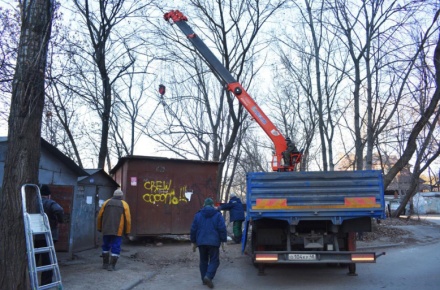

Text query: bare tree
(110, 56), (156, 158)
(45, 75), (85, 168)
(382, 10), (440, 188)
(267, 61), (319, 171)
(275, 0), (348, 171)
(301, 0), (329, 170)
(0, 0), (54, 288)
(393, 108), (440, 217)
(389, 34), (440, 216)
(427, 166), (440, 191)
(389, 32), (440, 216)
(69, 0), (151, 169)
(0, 4), (19, 125)
(329, 1), (437, 172)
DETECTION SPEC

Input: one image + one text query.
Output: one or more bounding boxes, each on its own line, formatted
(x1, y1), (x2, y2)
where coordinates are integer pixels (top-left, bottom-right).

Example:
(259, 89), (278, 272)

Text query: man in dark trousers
(34, 184), (64, 286)
(97, 189), (131, 271)
(190, 198), (227, 288)
(282, 137), (299, 166)
(217, 192), (245, 243)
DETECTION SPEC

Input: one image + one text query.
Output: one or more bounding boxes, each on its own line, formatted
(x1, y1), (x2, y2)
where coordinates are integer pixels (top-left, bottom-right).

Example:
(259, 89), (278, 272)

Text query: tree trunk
(384, 33), (440, 189)
(305, 0), (328, 171)
(0, 0), (54, 288)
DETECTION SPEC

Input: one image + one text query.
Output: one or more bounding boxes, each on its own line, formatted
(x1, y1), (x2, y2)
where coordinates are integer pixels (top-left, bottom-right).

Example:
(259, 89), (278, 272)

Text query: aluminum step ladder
(21, 184), (63, 290)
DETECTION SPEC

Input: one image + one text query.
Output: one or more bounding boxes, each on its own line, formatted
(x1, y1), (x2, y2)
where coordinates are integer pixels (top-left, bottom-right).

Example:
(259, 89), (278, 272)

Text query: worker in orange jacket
(97, 189), (131, 271)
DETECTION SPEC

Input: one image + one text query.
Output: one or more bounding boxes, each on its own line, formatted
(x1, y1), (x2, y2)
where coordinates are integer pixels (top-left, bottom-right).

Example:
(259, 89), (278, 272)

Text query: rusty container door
(48, 185), (74, 252)
(119, 157), (220, 236)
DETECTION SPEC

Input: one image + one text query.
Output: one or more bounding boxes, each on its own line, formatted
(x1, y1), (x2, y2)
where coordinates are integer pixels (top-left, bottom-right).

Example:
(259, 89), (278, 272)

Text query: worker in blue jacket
(217, 192), (245, 244)
(190, 198), (227, 288)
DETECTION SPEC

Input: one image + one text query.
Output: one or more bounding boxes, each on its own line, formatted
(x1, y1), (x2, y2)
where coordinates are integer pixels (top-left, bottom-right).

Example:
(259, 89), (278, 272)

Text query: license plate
(288, 254), (316, 260)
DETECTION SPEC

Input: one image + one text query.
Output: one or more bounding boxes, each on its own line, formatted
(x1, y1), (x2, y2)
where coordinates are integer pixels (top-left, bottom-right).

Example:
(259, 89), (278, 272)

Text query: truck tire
(251, 230), (258, 268)
(347, 232), (357, 276)
(348, 263), (356, 275)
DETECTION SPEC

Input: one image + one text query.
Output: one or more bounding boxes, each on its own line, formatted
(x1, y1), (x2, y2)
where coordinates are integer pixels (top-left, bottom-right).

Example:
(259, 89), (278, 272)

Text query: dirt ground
(57, 215), (440, 290)
(357, 215), (440, 247)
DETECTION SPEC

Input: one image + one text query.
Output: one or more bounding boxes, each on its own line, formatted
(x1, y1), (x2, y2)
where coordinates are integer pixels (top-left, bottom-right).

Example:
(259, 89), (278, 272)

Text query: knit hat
(114, 189), (124, 197)
(40, 185), (51, 196)
(204, 198), (214, 207)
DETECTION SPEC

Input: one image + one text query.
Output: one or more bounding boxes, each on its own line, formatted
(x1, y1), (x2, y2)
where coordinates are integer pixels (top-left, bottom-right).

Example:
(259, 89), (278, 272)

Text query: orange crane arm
(164, 10), (301, 171)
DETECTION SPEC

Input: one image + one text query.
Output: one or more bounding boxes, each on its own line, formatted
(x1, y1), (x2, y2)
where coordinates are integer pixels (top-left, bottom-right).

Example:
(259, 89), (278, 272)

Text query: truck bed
(246, 170), (386, 225)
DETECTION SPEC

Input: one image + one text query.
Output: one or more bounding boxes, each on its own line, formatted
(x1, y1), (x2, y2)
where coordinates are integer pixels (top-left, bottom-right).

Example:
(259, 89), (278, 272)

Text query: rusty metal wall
(111, 156), (220, 236)
(47, 185), (74, 252)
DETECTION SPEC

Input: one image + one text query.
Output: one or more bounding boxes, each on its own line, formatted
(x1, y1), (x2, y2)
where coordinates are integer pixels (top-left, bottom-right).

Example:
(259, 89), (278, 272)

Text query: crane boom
(164, 10), (301, 171)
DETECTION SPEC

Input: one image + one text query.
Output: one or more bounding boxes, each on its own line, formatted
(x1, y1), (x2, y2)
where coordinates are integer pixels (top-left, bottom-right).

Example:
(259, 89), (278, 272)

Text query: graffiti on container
(142, 180), (188, 205)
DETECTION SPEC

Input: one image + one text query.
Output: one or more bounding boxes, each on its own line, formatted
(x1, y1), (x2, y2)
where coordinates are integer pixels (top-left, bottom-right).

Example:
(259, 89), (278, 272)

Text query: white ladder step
(28, 213), (48, 233)
(36, 264), (58, 272)
(34, 246), (53, 254)
(38, 281), (63, 290)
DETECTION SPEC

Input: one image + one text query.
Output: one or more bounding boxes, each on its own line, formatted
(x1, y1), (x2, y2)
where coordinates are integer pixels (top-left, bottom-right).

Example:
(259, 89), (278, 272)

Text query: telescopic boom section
(164, 10), (302, 171)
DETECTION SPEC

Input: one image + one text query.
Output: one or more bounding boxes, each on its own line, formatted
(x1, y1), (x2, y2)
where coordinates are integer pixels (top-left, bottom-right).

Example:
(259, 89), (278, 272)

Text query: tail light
(255, 254), (278, 262)
(351, 253), (375, 262)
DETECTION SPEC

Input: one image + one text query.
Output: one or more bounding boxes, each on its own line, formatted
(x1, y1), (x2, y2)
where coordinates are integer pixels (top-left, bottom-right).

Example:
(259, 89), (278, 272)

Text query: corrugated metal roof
(40, 138), (89, 176)
(109, 155), (222, 174)
(0, 136), (88, 177)
(77, 168), (119, 186)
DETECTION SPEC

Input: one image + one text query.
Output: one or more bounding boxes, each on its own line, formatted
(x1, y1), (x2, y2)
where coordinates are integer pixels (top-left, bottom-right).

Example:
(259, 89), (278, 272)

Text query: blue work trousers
(198, 245), (220, 281)
(102, 235), (122, 256)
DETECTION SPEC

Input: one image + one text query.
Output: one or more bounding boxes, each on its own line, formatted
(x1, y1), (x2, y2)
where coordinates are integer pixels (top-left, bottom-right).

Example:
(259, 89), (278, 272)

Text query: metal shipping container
(110, 156), (221, 237)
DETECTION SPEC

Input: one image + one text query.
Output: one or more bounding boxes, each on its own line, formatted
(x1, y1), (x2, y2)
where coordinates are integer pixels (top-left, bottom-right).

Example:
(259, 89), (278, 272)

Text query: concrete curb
(357, 243), (403, 250)
(121, 278), (144, 290)
(121, 272), (156, 290)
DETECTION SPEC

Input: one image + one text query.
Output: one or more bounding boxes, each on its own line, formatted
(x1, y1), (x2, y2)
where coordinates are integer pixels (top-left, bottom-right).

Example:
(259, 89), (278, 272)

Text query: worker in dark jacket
(34, 184), (64, 286)
(97, 189), (131, 271)
(282, 137), (299, 166)
(190, 198), (227, 288)
(217, 192), (245, 243)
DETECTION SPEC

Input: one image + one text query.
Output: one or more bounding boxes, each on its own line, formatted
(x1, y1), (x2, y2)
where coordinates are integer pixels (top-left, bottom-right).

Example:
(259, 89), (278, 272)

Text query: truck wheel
(348, 263), (357, 276)
(257, 263), (266, 276)
(346, 232), (357, 275)
(251, 231), (258, 268)
(251, 230), (267, 275)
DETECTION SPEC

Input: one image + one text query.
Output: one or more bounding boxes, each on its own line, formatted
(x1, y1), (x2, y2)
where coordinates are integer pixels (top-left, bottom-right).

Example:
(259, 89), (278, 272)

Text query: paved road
(130, 215), (440, 290)
(60, 215), (440, 290)
(133, 241), (440, 290)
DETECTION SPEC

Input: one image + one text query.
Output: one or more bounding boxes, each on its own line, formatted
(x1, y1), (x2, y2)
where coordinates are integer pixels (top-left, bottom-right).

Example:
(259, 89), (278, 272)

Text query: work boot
(203, 276), (213, 288)
(108, 255), (119, 271)
(102, 252), (110, 270)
